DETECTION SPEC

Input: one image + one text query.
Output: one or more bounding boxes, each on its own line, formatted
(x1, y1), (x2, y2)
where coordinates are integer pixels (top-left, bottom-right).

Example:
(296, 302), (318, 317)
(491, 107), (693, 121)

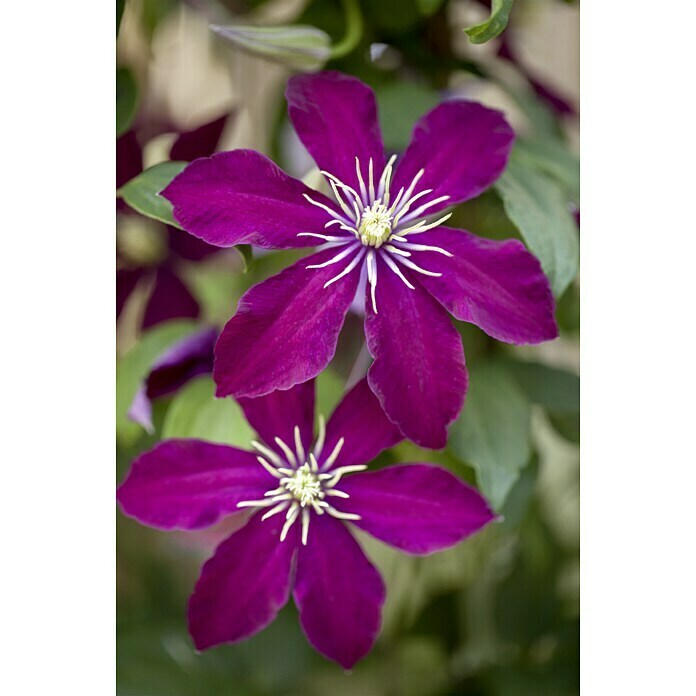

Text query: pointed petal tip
(160, 150), (329, 249)
(187, 514), (297, 650)
(188, 625), (213, 653)
(294, 515), (384, 669)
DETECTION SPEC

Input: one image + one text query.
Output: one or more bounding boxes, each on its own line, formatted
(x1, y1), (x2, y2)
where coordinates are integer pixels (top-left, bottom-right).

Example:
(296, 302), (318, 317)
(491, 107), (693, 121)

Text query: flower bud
(211, 24), (331, 73)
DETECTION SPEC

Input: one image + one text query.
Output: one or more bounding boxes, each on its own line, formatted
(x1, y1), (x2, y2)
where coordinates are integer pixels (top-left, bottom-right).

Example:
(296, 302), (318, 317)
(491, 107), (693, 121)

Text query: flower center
(284, 463), (322, 506)
(236, 418), (365, 545)
(358, 202), (393, 248)
(300, 155), (456, 314)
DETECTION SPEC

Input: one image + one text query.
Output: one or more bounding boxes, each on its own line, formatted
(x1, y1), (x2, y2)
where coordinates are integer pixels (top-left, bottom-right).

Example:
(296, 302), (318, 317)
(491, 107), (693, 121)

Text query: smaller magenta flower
(117, 379), (494, 668)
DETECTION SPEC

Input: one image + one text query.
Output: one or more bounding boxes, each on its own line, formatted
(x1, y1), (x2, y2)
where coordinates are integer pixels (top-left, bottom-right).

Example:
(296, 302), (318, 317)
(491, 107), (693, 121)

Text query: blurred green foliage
(162, 376), (255, 447)
(116, 67), (138, 137)
(117, 320), (199, 443)
(117, 0), (579, 692)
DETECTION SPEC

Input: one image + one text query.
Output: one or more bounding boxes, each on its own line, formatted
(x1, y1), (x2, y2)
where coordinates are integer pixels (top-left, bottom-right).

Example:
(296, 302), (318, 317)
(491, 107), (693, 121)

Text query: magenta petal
(161, 149), (335, 249)
(286, 72), (386, 193)
(365, 257), (467, 449)
(117, 440), (274, 530)
(391, 101), (514, 215)
(238, 380), (316, 456)
(323, 378), (402, 468)
(146, 326), (217, 399)
(412, 227), (558, 344)
(116, 130), (143, 189)
(214, 247), (362, 398)
(293, 514), (384, 669)
(169, 112), (232, 162)
(116, 267), (142, 318)
(335, 464), (495, 554)
(188, 513), (298, 650)
(167, 225), (220, 262)
(143, 267), (199, 329)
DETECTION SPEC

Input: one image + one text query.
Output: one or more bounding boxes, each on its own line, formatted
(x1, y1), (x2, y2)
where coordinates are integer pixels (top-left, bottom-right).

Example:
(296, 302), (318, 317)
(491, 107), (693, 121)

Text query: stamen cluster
(359, 202), (393, 247)
(300, 155), (455, 313)
(237, 417), (365, 545)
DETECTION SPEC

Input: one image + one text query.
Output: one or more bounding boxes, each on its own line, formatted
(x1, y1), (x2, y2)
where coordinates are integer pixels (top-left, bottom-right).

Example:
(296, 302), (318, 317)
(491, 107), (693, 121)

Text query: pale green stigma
(359, 202), (393, 248)
(285, 463), (322, 506)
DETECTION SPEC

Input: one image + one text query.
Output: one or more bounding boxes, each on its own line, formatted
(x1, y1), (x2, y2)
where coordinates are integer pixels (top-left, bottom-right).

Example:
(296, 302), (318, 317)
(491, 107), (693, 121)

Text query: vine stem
(329, 0), (364, 60)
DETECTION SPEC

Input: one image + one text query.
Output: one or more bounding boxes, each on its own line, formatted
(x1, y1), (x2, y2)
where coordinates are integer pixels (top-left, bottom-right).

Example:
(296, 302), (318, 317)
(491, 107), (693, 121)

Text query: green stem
(329, 0), (363, 59)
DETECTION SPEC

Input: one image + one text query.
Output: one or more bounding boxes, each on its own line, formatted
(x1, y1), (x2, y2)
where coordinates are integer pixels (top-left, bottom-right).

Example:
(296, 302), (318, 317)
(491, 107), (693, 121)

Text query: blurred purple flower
(470, 0), (576, 117)
(162, 72), (557, 448)
(117, 378), (494, 668)
(497, 38), (577, 117)
(128, 326), (218, 431)
(117, 112), (233, 327)
(116, 229), (213, 329)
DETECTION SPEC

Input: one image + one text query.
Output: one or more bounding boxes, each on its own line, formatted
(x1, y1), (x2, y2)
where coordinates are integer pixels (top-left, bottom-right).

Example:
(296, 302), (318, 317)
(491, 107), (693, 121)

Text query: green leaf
(449, 189), (518, 241)
(116, 320), (199, 442)
(495, 159), (579, 297)
(449, 362), (532, 510)
(515, 138), (580, 204)
(211, 24), (331, 72)
(120, 161), (187, 227)
(505, 359), (580, 444)
(499, 454), (539, 528)
(464, 0), (514, 44)
(377, 82), (440, 152)
(116, 67), (138, 137)
(505, 360), (579, 414)
(162, 376), (254, 448)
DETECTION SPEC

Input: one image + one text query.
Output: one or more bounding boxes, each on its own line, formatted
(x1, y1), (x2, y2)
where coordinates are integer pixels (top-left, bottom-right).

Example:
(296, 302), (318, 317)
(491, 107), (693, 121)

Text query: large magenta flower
(162, 71), (557, 448)
(117, 379), (494, 668)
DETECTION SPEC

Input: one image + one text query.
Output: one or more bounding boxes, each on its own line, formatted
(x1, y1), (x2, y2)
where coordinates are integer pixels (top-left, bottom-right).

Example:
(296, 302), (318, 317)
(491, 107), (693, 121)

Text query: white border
(582, 2), (696, 693)
(0, 1), (114, 693)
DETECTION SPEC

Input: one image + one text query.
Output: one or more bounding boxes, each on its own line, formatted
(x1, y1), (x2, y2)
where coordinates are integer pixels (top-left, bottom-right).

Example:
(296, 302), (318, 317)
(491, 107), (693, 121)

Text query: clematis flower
(117, 378), (495, 668)
(162, 71), (557, 448)
(117, 112), (233, 328)
(116, 226), (216, 328)
(128, 326), (218, 432)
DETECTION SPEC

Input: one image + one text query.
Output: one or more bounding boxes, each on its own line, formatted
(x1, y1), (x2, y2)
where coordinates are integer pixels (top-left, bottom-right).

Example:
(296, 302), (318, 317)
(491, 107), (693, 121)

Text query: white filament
(323, 247), (366, 288)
